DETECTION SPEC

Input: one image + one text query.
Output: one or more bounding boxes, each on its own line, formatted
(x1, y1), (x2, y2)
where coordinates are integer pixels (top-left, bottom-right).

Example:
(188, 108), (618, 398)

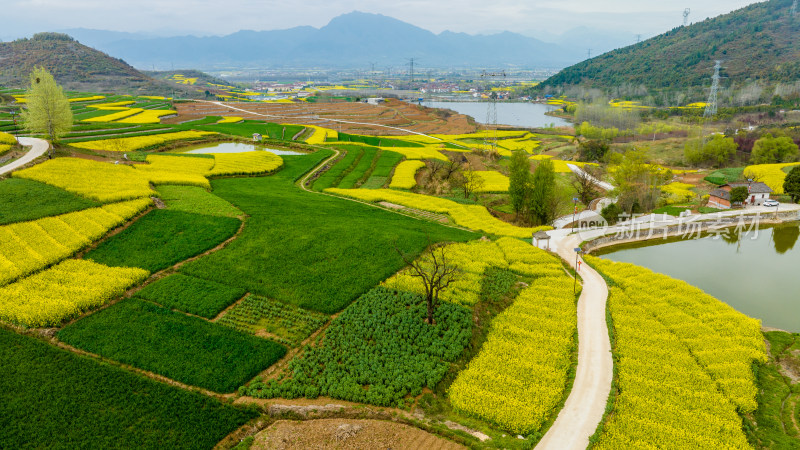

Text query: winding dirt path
(536, 234), (613, 450)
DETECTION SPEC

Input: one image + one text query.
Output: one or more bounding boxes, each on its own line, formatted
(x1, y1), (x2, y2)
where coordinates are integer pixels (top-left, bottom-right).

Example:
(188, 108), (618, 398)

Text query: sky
(2, 0), (760, 41)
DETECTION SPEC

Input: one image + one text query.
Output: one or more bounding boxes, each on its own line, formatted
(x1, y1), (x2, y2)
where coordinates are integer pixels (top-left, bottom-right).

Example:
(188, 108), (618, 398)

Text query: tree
(20, 67), (73, 156)
(578, 139), (609, 162)
(571, 165), (603, 205)
(609, 149), (668, 213)
(529, 158), (556, 225)
(601, 203), (623, 225)
(730, 186), (749, 205)
(508, 151), (532, 217)
(684, 135), (737, 167)
(396, 242), (460, 325)
(784, 166), (800, 203)
(458, 168), (485, 199)
(750, 133), (799, 164)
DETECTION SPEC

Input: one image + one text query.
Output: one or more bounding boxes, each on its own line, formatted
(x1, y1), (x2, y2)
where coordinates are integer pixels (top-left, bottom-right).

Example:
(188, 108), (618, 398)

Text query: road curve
(535, 233), (613, 450)
(0, 137), (50, 175)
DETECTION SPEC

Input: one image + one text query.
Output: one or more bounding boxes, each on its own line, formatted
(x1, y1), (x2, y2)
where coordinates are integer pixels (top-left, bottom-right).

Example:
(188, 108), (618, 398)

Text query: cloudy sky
(3, 0), (759, 40)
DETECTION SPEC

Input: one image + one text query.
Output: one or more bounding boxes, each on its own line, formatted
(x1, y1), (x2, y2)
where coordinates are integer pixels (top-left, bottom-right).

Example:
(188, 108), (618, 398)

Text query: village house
(708, 182), (773, 209)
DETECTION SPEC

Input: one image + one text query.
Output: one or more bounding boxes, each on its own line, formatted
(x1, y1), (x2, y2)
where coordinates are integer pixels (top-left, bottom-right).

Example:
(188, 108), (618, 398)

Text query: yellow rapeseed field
(69, 131), (217, 152)
(0, 259), (148, 328)
(326, 188), (551, 237)
(389, 160), (426, 189)
(0, 198), (152, 287)
(744, 162), (800, 194)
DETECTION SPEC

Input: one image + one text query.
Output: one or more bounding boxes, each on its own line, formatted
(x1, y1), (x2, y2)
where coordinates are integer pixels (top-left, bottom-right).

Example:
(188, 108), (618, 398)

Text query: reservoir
(596, 224), (800, 332)
(421, 101), (571, 128)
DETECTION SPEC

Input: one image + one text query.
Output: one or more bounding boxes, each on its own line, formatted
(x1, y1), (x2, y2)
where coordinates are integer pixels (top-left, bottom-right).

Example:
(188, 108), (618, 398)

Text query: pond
(181, 142), (305, 155)
(420, 101), (571, 128)
(596, 224), (800, 332)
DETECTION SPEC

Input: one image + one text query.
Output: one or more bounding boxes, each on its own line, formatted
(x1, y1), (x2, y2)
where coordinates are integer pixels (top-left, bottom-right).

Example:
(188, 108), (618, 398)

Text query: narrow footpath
(535, 233), (613, 450)
(0, 137), (49, 175)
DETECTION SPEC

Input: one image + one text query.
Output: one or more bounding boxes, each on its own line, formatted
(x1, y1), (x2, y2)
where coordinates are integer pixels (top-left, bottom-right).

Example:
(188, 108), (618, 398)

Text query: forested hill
(0, 33), (190, 95)
(540, 0), (800, 90)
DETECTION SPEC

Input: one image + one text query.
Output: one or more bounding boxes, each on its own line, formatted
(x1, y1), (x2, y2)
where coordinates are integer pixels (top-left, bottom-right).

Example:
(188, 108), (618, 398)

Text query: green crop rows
(58, 299), (286, 393)
(135, 273), (246, 318)
(0, 328), (256, 448)
(218, 294), (329, 346)
(243, 288), (472, 406)
(86, 210), (241, 273)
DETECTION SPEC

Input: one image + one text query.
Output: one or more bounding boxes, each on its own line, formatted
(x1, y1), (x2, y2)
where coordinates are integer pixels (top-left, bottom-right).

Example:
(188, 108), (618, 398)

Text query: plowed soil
(251, 418), (465, 450)
(168, 99), (477, 136)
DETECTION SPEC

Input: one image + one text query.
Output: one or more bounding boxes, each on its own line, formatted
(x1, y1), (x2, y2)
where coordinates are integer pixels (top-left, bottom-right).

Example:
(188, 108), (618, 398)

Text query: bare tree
(427, 159), (446, 179)
(570, 165), (604, 205)
(442, 159), (464, 181)
(459, 169), (486, 199)
(396, 242), (460, 325)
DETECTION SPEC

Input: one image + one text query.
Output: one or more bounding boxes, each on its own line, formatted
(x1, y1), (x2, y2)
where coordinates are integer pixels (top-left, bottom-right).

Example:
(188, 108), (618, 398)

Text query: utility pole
(683, 8), (691, 26)
(704, 60), (722, 118)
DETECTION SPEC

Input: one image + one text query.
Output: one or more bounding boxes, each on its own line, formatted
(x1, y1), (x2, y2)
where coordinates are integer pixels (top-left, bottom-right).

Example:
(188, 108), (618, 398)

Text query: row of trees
(684, 131), (799, 168)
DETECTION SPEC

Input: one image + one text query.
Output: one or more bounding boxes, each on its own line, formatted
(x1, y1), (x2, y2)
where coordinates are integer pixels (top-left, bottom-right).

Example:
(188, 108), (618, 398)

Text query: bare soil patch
(251, 418), (465, 450)
(171, 99), (477, 136)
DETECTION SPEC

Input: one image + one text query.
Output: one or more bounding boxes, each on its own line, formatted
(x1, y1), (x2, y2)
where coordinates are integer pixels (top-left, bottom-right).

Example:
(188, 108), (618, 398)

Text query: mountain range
(541, 0), (800, 90)
(56, 12), (612, 70)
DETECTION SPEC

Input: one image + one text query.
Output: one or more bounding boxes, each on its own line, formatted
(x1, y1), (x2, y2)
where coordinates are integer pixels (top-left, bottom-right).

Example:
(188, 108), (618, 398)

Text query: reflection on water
(420, 101), (571, 128)
(182, 142), (304, 155)
(598, 224), (800, 332)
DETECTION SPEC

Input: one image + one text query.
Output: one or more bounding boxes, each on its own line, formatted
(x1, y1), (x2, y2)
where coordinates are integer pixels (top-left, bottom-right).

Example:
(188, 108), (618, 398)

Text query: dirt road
(535, 234), (613, 450)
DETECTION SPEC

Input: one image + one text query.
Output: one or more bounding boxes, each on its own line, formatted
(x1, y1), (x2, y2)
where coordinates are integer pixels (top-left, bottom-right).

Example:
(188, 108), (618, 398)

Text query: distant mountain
(541, 0), (800, 90)
(0, 33), (193, 95)
(76, 12), (583, 69)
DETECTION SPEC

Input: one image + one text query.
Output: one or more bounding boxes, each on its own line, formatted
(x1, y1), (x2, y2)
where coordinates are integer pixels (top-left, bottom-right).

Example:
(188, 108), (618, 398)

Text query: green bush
(0, 328), (256, 448)
(58, 299), (286, 393)
(242, 288), (472, 406)
(85, 210), (241, 273)
(136, 274), (246, 318)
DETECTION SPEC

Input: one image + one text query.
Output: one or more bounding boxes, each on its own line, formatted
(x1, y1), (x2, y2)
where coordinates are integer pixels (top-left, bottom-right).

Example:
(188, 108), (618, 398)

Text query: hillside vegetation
(541, 0), (800, 90)
(0, 33), (192, 95)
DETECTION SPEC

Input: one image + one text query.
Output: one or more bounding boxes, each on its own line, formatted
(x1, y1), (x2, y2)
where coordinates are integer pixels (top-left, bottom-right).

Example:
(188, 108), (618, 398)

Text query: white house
(708, 182), (772, 209)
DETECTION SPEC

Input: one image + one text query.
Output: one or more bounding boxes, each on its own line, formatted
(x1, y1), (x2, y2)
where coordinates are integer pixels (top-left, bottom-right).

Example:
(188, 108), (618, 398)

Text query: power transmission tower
(792, 0), (798, 16)
(704, 61), (722, 118)
(683, 8), (691, 26)
(407, 58), (417, 84)
(587, 49), (592, 59)
(636, 34), (642, 44)
(480, 70), (506, 154)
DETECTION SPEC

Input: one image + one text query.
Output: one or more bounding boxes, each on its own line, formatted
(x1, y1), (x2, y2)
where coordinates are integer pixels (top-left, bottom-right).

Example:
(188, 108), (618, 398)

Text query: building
(708, 182), (772, 209)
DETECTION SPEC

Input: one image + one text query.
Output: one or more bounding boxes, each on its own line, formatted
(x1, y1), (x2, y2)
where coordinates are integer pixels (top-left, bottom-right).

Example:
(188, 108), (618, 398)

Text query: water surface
(421, 101), (571, 128)
(597, 224), (800, 332)
(182, 142), (304, 155)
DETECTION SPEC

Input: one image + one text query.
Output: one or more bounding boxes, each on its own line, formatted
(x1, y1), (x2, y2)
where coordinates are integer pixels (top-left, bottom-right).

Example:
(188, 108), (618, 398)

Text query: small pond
(181, 142), (305, 155)
(597, 224), (800, 332)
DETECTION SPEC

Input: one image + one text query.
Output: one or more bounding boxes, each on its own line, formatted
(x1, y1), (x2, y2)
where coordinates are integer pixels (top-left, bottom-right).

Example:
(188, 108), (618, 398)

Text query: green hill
(0, 33), (193, 96)
(540, 0), (800, 90)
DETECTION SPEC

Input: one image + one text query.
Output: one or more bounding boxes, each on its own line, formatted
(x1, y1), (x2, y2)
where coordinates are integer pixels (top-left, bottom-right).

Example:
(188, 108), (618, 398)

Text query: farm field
(180, 153), (479, 314)
(0, 328), (256, 449)
(3, 83), (800, 450)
